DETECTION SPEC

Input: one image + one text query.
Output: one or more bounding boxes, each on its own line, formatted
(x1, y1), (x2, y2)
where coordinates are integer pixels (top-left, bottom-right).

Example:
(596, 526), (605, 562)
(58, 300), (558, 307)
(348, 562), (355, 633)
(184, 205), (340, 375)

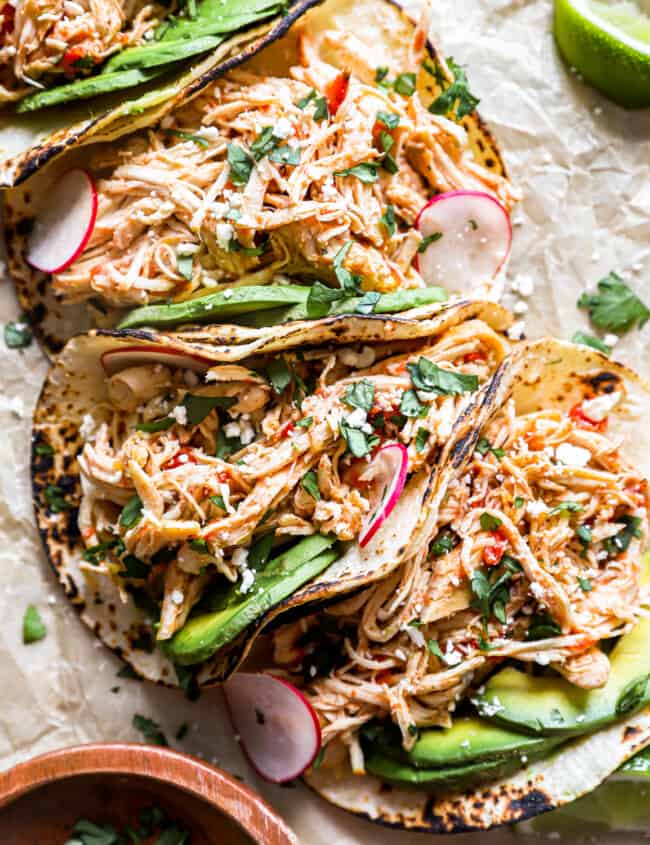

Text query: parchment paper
(1, 1), (650, 842)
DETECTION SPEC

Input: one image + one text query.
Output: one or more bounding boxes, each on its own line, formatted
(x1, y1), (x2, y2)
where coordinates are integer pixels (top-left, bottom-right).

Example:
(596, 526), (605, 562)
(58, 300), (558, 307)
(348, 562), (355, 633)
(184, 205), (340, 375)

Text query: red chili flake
(164, 447), (197, 469)
(325, 71), (350, 116)
(482, 531), (507, 567)
(1, 3), (15, 35)
(375, 669), (394, 686)
(569, 402), (607, 433)
(463, 350), (487, 364)
(278, 421), (295, 439)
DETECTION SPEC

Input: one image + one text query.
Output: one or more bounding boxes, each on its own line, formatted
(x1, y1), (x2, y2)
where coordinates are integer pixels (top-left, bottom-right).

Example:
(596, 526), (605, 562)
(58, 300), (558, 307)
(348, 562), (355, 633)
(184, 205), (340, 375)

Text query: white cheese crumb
(603, 333), (619, 348)
(511, 274), (535, 297)
(239, 567), (255, 595)
(530, 582), (545, 600)
(526, 499), (549, 517)
(443, 641), (463, 666)
(403, 624), (426, 649)
(216, 222), (234, 250)
(344, 407), (367, 428)
(339, 346), (376, 368)
(513, 300), (529, 315)
(273, 117), (293, 139)
(555, 442), (591, 467)
(170, 405), (188, 426)
(239, 419), (255, 445)
(170, 589), (185, 606)
(394, 648), (407, 661)
(507, 320), (526, 340)
(223, 421), (241, 439)
(535, 653), (551, 666)
(222, 289), (233, 300)
(232, 547), (249, 569)
(581, 391), (621, 422)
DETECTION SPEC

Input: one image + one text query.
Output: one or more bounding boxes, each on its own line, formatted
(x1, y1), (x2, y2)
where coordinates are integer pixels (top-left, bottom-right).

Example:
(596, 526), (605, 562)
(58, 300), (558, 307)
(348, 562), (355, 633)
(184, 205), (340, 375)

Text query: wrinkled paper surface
(1, 0), (649, 842)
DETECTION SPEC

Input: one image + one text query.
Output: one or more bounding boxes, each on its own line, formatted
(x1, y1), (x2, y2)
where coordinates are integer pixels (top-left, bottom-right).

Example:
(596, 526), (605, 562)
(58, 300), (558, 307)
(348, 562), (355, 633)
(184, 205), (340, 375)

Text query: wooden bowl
(0, 743), (298, 845)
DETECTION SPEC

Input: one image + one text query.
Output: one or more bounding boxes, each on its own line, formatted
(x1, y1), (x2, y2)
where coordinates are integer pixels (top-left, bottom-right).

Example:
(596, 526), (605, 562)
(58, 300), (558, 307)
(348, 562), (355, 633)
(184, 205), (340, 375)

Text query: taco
(31, 300), (511, 687)
(0, 0), (318, 183)
(6, 0), (519, 355)
(259, 338), (650, 832)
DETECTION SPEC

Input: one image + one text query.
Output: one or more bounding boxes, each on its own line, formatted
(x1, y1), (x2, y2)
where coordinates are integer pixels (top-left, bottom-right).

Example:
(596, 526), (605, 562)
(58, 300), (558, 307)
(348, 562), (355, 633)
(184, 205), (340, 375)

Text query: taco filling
(50, 20), (518, 307)
(72, 319), (507, 664)
(271, 366), (649, 778)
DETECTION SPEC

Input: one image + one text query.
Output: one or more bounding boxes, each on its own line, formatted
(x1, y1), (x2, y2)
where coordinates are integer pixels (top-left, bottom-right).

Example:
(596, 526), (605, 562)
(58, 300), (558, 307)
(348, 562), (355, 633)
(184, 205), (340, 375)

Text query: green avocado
(364, 734), (563, 790)
(617, 746), (650, 779)
(118, 285), (448, 330)
(117, 284), (312, 330)
(16, 66), (169, 113)
(473, 615), (650, 737)
(104, 34), (224, 73)
(165, 534), (338, 666)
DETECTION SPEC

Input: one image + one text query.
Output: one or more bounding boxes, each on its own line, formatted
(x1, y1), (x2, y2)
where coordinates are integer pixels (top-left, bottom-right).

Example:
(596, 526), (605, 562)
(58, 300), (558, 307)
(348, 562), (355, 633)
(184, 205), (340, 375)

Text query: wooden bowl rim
(0, 742), (298, 845)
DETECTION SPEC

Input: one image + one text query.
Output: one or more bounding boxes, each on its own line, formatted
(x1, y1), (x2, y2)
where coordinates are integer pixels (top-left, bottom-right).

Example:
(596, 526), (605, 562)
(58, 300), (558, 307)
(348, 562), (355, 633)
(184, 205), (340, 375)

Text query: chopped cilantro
(393, 72), (416, 96)
(480, 512), (502, 532)
(335, 162), (379, 183)
(339, 420), (379, 458)
(209, 494), (226, 511)
(375, 66), (389, 84)
(301, 469), (321, 501)
(135, 417), (175, 433)
(227, 143), (254, 185)
(605, 514), (642, 556)
(576, 524), (592, 547)
(296, 416), (313, 429)
(571, 331), (612, 356)
(400, 388), (427, 418)
(163, 129), (208, 148)
(23, 605), (46, 644)
(380, 204), (396, 237)
(578, 272), (650, 333)
(132, 714), (168, 746)
(120, 494), (143, 529)
(577, 576), (592, 592)
(190, 538), (209, 554)
(430, 57), (479, 119)
(250, 125), (279, 160)
(44, 484), (72, 513)
(526, 612), (561, 641)
(431, 528), (459, 556)
(514, 496), (525, 508)
(428, 639), (444, 659)
(184, 394), (235, 426)
(312, 94), (329, 122)
(120, 555), (148, 579)
(269, 145), (300, 165)
(343, 379), (375, 413)
(415, 427), (429, 452)
(248, 530), (275, 569)
(376, 110), (400, 129)
(408, 357), (479, 395)
(4, 320), (32, 349)
(549, 501), (584, 517)
(266, 357), (292, 394)
(417, 232), (443, 252)
(296, 89), (317, 109)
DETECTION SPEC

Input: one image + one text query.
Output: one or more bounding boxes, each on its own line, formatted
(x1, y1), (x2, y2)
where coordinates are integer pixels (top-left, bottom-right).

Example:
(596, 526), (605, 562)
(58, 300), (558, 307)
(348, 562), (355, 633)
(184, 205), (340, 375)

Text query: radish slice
(358, 442), (408, 548)
(415, 191), (511, 293)
(26, 169), (97, 274)
(224, 673), (322, 783)
(101, 345), (212, 376)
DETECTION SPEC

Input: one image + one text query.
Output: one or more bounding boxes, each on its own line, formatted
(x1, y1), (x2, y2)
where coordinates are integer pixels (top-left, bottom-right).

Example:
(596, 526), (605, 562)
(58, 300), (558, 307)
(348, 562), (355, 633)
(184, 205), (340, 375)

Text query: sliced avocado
(117, 284), (311, 330)
(155, 0), (286, 43)
(165, 534), (338, 666)
(119, 285), (448, 330)
(617, 746), (650, 779)
(104, 34), (224, 73)
(474, 617), (650, 736)
(16, 66), (169, 113)
(364, 716), (562, 769)
(364, 736), (562, 790)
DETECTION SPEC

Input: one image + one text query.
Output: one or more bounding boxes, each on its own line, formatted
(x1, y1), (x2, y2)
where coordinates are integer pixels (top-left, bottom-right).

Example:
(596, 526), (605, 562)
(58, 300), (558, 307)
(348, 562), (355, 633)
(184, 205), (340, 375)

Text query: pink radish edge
(414, 190), (512, 276)
(224, 673), (322, 783)
(101, 345), (213, 376)
(358, 442), (409, 549)
(26, 169), (98, 274)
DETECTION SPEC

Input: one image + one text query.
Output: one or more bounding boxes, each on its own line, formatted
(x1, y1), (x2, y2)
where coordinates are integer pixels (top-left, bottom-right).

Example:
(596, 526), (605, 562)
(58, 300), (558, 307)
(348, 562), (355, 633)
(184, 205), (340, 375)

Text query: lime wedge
(554, 0), (650, 107)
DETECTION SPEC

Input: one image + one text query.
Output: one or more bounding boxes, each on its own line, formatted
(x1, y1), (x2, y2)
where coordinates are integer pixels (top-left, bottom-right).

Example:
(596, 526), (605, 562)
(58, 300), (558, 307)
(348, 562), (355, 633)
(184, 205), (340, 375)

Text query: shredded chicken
(53, 24), (518, 303)
(77, 322), (508, 642)
(272, 393), (649, 767)
(0, 0), (166, 102)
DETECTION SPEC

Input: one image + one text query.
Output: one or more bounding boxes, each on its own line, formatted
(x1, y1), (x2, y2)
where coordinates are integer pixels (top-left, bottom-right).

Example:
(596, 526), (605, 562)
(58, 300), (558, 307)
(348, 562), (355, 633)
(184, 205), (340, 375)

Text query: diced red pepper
(1, 3), (14, 36)
(569, 402), (607, 433)
(277, 421), (295, 439)
(483, 531), (508, 567)
(62, 47), (87, 75)
(375, 669), (394, 685)
(463, 350), (487, 364)
(325, 71), (350, 116)
(164, 447), (198, 469)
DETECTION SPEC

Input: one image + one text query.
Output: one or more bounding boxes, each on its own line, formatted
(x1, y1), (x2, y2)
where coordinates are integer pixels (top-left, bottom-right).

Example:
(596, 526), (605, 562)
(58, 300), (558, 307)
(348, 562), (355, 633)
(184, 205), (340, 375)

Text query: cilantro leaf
(266, 357), (292, 394)
(296, 89), (316, 109)
(227, 143), (254, 185)
(355, 291), (381, 314)
(305, 282), (345, 318)
(380, 204), (396, 237)
(407, 358), (479, 396)
(480, 512), (502, 531)
(377, 110), (400, 129)
(4, 320), (32, 349)
(269, 145), (300, 165)
(375, 66), (389, 84)
(250, 126), (279, 160)
(135, 417), (175, 433)
(344, 379), (375, 413)
(132, 714), (168, 746)
(604, 514), (642, 556)
(417, 232), (442, 252)
(23, 605), (47, 644)
(577, 524), (592, 547)
(429, 57), (480, 119)
(400, 389), (427, 418)
(248, 530), (275, 569)
(312, 95), (329, 121)
(332, 241), (360, 293)
(577, 576), (592, 592)
(431, 528), (459, 556)
(120, 494), (143, 529)
(301, 469), (321, 501)
(571, 330), (612, 356)
(578, 272), (650, 333)
(415, 427), (429, 452)
(339, 421), (379, 458)
(163, 129), (208, 148)
(526, 612), (562, 641)
(335, 163), (379, 184)
(183, 394), (235, 426)
(209, 494), (226, 511)
(549, 501), (584, 517)
(428, 639), (444, 659)
(393, 72), (416, 96)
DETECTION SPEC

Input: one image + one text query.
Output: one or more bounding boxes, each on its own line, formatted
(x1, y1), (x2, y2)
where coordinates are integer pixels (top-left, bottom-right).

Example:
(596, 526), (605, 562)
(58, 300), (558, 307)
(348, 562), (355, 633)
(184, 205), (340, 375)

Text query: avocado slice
(165, 534), (338, 666)
(104, 34), (225, 74)
(617, 746), (650, 779)
(16, 66), (169, 113)
(364, 735), (563, 790)
(118, 285), (448, 330)
(117, 284), (312, 330)
(473, 616), (650, 736)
